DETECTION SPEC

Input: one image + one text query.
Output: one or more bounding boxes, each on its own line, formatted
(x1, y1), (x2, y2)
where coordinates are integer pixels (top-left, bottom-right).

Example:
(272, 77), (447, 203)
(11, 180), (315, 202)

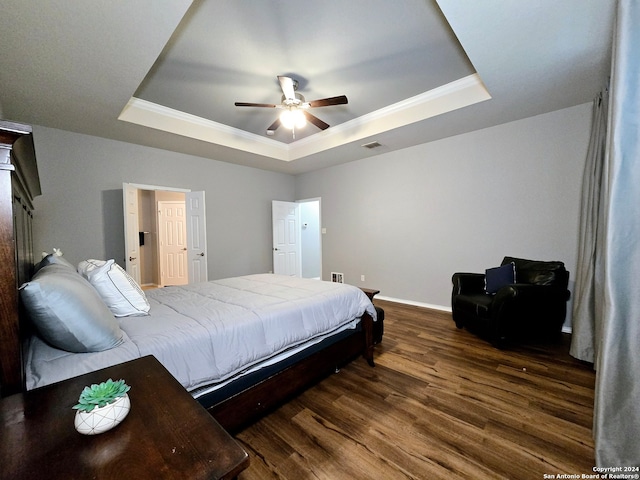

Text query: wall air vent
(331, 272), (344, 283)
(361, 141), (383, 149)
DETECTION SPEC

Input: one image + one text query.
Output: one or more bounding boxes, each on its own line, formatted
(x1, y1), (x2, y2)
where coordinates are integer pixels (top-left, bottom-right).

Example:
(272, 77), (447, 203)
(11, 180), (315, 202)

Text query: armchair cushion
(502, 256), (568, 287)
(485, 263), (515, 294)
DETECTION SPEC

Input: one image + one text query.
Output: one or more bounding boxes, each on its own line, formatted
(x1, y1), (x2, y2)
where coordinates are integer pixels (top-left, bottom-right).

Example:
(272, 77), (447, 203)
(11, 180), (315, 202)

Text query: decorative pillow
(19, 264), (124, 353)
(77, 259), (150, 317)
(485, 262), (516, 294)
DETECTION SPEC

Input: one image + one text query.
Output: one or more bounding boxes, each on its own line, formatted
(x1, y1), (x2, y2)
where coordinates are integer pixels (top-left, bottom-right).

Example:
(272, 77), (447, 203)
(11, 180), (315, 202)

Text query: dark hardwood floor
(235, 299), (596, 480)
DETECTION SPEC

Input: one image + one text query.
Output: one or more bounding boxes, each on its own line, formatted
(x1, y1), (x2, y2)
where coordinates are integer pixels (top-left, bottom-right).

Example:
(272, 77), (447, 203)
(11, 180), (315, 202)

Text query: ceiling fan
(234, 75), (348, 137)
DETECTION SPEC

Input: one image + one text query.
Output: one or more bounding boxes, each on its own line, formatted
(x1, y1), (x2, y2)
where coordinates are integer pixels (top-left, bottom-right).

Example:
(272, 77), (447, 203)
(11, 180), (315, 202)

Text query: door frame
(270, 198), (322, 279)
(122, 183), (207, 285)
(123, 183), (142, 284)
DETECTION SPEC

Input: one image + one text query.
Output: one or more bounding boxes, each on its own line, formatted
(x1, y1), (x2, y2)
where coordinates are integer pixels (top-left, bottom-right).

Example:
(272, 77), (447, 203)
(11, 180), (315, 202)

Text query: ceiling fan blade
(307, 95), (348, 108)
(234, 102), (277, 108)
(278, 76), (296, 100)
(266, 118), (281, 134)
(303, 111), (330, 130)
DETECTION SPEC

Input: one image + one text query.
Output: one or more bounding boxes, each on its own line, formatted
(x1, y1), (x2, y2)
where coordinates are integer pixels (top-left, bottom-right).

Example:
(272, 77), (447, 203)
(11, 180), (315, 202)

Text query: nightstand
(0, 355), (249, 479)
(359, 287), (380, 302)
(360, 287), (384, 344)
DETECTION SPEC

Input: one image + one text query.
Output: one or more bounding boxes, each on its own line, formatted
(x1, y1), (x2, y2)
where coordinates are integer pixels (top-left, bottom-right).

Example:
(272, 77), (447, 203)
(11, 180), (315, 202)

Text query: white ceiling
(0, 1), (615, 175)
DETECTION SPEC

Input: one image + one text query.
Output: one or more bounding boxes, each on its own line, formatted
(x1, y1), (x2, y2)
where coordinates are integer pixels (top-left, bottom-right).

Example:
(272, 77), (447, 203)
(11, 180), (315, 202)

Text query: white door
(158, 201), (188, 286)
(123, 183), (141, 284)
(186, 191), (208, 283)
(272, 200), (301, 276)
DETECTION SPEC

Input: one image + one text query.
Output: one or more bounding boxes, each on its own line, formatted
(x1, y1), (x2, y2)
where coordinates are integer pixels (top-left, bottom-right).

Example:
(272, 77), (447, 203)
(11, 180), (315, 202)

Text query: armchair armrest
(452, 272), (485, 295)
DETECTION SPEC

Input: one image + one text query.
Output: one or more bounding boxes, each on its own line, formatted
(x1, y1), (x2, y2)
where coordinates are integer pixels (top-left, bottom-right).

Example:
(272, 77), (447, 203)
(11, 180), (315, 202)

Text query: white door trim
(123, 183), (141, 284)
(126, 183), (190, 193)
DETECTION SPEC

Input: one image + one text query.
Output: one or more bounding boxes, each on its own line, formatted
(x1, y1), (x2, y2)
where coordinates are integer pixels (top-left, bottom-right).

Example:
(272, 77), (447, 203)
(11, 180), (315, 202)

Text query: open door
(186, 191), (208, 283)
(123, 183), (141, 284)
(272, 200), (301, 277)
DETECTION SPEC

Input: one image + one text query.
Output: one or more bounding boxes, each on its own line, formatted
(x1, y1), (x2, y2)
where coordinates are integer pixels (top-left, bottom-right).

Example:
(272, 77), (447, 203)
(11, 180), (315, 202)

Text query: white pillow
(78, 259), (150, 317)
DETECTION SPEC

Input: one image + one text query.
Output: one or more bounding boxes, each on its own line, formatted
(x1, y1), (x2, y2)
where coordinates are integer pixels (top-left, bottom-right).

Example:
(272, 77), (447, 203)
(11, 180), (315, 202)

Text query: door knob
(129, 256), (136, 261)
(273, 248), (279, 251)
(198, 252), (205, 257)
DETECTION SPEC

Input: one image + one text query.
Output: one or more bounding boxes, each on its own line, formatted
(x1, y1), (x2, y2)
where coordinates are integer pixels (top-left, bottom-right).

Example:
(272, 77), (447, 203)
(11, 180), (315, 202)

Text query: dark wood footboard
(207, 311), (377, 433)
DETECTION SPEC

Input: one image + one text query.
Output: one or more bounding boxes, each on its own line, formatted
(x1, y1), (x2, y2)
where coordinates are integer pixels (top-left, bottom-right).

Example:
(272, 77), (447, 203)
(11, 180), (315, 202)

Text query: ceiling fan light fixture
(280, 109), (306, 129)
(235, 76), (345, 135)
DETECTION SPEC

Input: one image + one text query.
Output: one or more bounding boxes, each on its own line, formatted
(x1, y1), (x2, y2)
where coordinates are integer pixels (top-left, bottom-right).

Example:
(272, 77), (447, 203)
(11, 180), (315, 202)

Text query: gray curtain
(569, 90), (608, 365)
(571, 0), (640, 467)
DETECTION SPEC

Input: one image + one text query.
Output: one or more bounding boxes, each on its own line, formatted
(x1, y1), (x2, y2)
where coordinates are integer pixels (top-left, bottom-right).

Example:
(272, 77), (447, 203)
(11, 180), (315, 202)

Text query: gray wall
(31, 126), (295, 280)
(295, 103), (591, 318)
(30, 102), (591, 326)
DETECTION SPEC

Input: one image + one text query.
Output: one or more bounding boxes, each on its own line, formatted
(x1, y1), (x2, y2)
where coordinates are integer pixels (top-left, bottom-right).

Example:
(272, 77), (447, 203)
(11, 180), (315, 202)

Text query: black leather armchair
(451, 256), (570, 347)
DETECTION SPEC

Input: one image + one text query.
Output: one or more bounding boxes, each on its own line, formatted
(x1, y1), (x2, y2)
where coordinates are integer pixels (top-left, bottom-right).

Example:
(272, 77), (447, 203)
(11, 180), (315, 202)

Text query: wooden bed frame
(0, 120), (378, 432)
(206, 314), (374, 432)
(0, 120), (41, 398)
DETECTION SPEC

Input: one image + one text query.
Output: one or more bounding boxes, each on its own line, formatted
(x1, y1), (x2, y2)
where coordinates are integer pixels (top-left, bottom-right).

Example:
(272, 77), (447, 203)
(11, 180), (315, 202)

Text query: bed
(23, 269), (377, 403)
(0, 121), (380, 432)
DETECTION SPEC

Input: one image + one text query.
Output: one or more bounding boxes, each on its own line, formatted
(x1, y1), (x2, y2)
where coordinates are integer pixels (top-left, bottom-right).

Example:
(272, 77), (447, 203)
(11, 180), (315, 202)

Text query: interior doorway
(298, 198), (321, 279)
(123, 183), (208, 288)
(139, 189), (188, 288)
(271, 198), (321, 279)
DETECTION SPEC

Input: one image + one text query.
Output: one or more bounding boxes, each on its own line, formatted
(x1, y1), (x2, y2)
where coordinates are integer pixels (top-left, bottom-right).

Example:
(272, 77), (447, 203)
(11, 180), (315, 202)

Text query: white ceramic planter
(74, 394), (131, 435)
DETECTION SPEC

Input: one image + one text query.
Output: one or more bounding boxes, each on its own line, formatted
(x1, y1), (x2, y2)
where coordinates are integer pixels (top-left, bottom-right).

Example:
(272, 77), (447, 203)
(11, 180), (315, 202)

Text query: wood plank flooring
(235, 299), (596, 480)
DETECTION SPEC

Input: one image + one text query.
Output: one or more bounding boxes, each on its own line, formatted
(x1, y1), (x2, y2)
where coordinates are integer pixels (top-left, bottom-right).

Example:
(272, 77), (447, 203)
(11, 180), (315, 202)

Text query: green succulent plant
(73, 378), (131, 413)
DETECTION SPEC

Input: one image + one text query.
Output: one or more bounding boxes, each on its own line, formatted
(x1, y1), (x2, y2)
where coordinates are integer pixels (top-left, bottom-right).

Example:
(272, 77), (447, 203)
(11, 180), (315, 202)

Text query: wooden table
(0, 355), (249, 479)
(360, 287), (383, 345)
(359, 287), (380, 302)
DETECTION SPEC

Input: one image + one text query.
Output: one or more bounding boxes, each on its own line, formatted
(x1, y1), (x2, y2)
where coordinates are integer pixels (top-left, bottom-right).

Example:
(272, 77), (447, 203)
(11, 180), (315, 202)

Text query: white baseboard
(376, 295), (574, 335)
(375, 295), (451, 312)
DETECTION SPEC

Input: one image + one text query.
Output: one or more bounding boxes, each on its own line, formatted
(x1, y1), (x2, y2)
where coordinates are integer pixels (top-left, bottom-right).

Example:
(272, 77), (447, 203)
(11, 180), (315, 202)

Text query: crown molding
(118, 73), (490, 162)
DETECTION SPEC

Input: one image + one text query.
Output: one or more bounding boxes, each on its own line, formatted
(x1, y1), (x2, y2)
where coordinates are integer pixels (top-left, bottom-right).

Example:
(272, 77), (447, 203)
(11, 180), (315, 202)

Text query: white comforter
(26, 274), (375, 391)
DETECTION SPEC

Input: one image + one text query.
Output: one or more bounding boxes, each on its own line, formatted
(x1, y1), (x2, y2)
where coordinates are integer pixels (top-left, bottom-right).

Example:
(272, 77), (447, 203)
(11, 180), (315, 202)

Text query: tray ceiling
(0, 1), (615, 174)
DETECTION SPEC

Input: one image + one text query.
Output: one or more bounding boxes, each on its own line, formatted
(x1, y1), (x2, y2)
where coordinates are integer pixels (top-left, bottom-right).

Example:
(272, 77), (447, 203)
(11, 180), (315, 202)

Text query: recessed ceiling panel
(134, 0), (475, 144)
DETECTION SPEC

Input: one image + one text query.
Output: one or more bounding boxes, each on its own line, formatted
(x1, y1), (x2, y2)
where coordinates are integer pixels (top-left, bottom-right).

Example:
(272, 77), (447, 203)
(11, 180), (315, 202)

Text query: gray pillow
(19, 264), (124, 353)
(34, 253), (75, 273)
